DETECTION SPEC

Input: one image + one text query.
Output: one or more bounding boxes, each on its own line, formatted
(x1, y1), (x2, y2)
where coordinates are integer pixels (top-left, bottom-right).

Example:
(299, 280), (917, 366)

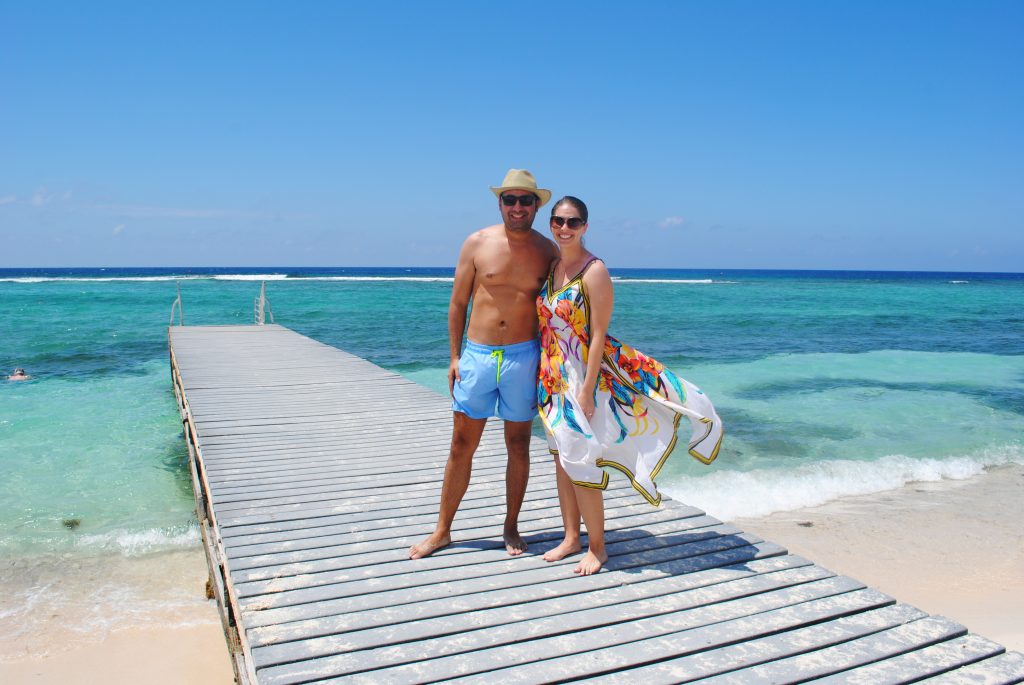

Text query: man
(7, 368), (31, 381)
(409, 169), (558, 559)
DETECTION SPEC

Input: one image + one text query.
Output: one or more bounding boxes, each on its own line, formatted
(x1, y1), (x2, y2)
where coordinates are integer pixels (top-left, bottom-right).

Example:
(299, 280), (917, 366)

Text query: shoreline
(734, 463), (1024, 652)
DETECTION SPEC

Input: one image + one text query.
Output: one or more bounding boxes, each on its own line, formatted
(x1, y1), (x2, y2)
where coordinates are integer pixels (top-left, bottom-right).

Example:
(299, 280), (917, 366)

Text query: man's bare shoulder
(532, 229), (557, 248)
(528, 229), (559, 258)
(473, 224), (506, 239)
(462, 224), (504, 248)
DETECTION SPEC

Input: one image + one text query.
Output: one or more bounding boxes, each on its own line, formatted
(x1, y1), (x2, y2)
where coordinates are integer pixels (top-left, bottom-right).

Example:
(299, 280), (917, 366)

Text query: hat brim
(490, 186), (552, 208)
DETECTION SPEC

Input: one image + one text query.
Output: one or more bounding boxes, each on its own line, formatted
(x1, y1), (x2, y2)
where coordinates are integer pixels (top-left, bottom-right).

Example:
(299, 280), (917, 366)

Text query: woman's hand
(577, 390), (596, 423)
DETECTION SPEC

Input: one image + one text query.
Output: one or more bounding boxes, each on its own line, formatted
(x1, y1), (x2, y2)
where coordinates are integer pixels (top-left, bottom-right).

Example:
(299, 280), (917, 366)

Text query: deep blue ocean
(1, 266), (1022, 638)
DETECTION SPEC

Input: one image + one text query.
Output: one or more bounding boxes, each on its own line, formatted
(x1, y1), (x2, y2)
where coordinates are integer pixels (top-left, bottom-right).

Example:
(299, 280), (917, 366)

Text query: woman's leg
(542, 456), (583, 561)
(572, 485), (607, 575)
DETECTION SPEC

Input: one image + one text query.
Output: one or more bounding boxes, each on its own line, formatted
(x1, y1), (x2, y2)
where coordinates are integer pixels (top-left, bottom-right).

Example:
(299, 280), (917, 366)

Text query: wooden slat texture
(168, 324), (1023, 684)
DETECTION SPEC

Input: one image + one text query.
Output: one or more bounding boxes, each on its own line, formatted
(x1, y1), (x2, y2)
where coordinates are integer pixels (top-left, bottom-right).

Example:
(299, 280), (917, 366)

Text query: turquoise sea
(2, 266), (1023, 641)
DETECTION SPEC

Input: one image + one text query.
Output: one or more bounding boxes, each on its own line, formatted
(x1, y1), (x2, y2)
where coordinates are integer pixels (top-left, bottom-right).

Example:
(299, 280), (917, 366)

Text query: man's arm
(448, 233), (479, 394)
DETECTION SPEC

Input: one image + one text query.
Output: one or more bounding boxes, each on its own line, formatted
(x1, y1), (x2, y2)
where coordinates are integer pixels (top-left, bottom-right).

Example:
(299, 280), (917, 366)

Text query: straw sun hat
(490, 169), (552, 207)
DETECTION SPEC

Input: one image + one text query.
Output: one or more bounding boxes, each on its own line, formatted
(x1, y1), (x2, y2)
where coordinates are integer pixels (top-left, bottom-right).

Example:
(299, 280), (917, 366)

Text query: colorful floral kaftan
(537, 261), (722, 505)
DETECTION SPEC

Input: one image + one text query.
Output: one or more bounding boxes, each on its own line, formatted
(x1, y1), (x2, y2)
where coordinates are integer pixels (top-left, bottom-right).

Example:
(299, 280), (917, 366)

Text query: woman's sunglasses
(550, 216), (585, 229)
(500, 193), (537, 207)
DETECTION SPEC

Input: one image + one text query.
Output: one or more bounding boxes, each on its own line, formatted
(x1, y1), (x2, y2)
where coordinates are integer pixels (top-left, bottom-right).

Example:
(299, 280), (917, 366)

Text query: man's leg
(502, 419), (533, 555)
(409, 412), (487, 559)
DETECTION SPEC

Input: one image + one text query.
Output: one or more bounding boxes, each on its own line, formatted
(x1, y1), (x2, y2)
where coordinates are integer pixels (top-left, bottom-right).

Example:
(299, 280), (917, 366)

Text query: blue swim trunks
(452, 338), (540, 422)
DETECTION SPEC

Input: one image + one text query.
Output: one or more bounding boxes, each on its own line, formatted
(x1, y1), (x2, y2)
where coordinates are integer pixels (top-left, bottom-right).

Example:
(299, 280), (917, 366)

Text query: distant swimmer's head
(13, 368), (25, 375)
(8, 368), (30, 380)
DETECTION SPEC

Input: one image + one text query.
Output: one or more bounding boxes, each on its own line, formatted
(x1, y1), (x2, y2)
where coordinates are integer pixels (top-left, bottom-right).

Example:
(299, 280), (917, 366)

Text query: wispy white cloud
(28, 188), (72, 207)
(113, 223), (126, 235)
(91, 203), (276, 220)
(31, 188), (51, 206)
(609, 216), (688, 232)
(0, 195), (16, 206)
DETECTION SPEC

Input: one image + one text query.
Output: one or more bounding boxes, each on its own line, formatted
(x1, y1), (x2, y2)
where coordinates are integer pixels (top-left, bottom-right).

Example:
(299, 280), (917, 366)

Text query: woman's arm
(578, 260), (614, 419)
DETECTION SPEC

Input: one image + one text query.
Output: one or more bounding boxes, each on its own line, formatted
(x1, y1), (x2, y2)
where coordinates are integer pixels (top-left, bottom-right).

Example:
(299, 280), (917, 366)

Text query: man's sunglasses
(500, 193), (537, 207)
(550, 216), (585, 229)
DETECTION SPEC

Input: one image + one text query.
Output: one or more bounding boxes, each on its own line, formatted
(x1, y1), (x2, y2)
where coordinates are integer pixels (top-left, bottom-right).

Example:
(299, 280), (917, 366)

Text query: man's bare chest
(477, 253), (547, 291)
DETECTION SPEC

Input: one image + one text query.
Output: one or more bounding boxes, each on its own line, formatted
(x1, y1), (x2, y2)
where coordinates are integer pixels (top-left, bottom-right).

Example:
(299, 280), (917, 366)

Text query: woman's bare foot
(409, 532), (451, 560)
(573, 549), (608, 575)
(542, 538), (582, 562)
(503, 526), (528, 556)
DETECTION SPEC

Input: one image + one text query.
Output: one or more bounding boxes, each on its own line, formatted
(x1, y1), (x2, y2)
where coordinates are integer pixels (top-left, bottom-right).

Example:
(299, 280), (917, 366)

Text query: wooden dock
(168, 323), (1024, 684)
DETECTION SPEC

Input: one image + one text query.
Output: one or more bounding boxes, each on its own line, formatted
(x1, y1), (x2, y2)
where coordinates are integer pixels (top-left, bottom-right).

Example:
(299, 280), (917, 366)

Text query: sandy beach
(0, 547), (234, 684)
(735, 463), (1024, 652)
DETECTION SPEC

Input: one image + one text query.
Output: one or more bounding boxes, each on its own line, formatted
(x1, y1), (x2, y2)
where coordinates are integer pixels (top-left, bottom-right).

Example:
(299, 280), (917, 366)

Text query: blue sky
(2, 1), (1021, 270)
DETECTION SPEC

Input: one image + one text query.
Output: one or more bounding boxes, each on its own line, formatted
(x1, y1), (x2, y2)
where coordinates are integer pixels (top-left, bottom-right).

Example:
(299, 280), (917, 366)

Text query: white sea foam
(661, 445), (1024, 520)
(1, 274), (726, 284)
(0, 275), (205, 283)
(211, 273), (289, 280)
(613, 278), (724, 284)
(0, 274), (456, 283)
(75, 525), (201, 556)
(293, 276), (455, 282)
(0, 547), (218, 659)
(949, 280), (970, 284)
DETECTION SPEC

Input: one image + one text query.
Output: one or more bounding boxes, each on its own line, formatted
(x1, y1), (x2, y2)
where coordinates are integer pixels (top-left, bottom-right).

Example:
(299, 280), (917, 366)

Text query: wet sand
(0, 547), (234, 684)
(0, 622), (234, 684)
(734, 463), (1024, 652)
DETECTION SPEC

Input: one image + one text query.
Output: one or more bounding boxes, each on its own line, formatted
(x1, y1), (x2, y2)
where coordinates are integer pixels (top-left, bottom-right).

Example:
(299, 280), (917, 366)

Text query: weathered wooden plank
(225, 508), (725, 586)
(218, 488), (644, 551)
(236, 523), (749, 612)
(322, 586), (889, 685)
(571, 603), (927, 685)
(690, 615), (966, 684)
(920, 651), (1024, 684)
(224, 508), (747, 578)
(238, 532), (770, 629)
(231, 513), (728, 598)
(812, 633), (1007, 684)
(214, 481), (641, 542)
(219, 492), (657, 557)
(252, 559), (829, 676)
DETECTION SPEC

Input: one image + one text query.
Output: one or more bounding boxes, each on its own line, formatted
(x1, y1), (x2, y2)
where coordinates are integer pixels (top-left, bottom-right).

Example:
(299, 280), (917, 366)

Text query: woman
(537, 196), (723, 575)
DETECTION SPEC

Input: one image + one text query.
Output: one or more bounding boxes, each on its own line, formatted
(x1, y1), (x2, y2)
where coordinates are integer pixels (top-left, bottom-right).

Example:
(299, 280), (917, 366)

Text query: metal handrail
(254, 281), (274, 325)
(169, 282), (184, 326)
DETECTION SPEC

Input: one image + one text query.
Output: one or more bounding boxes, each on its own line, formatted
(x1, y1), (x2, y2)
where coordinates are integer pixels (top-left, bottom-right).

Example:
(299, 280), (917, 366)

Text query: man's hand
(448, 358), (461, 396)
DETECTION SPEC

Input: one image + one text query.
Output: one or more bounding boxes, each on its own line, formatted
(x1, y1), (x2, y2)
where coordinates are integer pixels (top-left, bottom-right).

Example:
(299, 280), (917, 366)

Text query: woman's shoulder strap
(579, 256), (603, 278)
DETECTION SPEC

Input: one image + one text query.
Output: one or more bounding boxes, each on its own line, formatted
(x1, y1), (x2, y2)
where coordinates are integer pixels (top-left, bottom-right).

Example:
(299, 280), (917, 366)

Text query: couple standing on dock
(408, 169), (723, 575)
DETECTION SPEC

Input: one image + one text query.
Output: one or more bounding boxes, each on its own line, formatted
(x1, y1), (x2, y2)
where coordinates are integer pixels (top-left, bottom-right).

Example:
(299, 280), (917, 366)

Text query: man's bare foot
(503, 527), (528, 556)
(573, 549), (608, 576)
(542, 538), (582, 562)
(409, 532), (451, 560)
